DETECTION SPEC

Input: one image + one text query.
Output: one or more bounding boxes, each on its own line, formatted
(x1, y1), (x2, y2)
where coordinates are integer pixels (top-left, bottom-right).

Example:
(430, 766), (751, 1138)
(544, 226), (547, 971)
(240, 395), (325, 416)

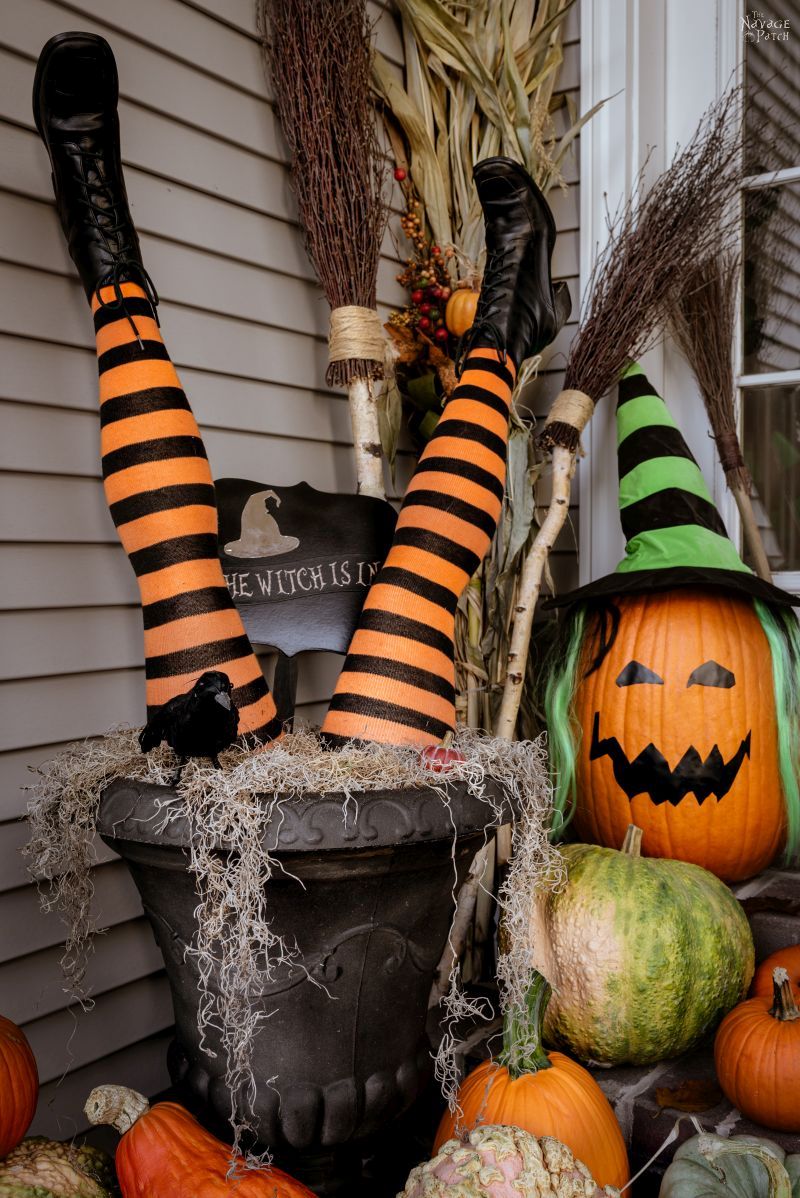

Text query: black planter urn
(97, 778), (512, 1194)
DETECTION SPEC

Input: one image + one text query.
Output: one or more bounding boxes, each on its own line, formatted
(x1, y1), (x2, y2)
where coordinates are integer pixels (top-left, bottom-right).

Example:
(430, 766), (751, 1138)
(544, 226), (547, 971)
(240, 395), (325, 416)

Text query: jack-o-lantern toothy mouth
(589, 712), (751, 806)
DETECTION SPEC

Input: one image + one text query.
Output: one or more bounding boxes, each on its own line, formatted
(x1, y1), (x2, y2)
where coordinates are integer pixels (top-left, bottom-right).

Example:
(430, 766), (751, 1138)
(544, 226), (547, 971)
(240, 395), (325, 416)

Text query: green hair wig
(544, 596), (800, 863)
(543, 604), (587, 838)
(753, 598), (800, 862)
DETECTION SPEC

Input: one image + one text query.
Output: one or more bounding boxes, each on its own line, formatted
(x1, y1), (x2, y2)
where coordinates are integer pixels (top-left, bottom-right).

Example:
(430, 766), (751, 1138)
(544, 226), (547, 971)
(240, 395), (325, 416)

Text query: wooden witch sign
(216, 479), (397, 658)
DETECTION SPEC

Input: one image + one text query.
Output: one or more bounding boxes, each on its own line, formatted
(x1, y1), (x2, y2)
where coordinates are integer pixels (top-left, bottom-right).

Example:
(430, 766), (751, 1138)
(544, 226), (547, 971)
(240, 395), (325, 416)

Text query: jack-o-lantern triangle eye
(687, 661), (736, 688)
(616, 661), (664, 687)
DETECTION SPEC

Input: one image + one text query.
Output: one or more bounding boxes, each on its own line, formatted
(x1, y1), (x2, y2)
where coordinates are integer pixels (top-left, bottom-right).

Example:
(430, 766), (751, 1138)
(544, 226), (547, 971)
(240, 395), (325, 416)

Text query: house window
(739, 2), (800, 589)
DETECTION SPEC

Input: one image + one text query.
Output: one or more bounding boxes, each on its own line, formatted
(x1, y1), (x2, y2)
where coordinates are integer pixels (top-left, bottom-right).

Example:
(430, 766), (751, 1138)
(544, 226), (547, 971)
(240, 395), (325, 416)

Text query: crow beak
(214, 692), (232, 710)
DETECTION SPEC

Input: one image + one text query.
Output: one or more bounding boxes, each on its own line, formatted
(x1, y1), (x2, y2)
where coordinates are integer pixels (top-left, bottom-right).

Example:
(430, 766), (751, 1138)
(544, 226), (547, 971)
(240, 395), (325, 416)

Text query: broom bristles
(669, 250), (751, 490)
(258, 0), (388, 386)
(564, 87), (745, 403)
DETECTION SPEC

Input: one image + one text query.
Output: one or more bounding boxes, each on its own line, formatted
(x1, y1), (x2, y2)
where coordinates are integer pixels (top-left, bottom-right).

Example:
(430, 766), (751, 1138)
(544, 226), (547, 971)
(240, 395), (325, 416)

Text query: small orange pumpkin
(433, 973), (629, 1190)
(0, 1014), (38, 1156)
(573, 589), (785, 881)
(84, 1086), (314, 1197)
(751, 945), (800, 1002)
(715, 966), (800, 1133)
(444, 287), (480, 336)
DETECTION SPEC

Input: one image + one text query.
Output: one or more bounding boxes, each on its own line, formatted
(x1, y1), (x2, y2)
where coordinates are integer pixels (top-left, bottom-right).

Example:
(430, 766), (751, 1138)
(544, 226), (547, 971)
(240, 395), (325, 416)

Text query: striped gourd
(528, 826), (754, 1065)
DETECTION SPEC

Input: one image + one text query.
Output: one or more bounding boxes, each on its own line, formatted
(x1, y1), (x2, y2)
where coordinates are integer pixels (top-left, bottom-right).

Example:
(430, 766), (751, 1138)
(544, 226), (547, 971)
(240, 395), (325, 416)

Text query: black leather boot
(457, 157), (571, 373)
(32, 32), (157, 324)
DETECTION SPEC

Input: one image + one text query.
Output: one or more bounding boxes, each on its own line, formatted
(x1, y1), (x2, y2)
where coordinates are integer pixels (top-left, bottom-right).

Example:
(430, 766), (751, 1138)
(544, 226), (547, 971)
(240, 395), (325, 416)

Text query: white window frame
(578, 0), (798, 595)
(737, 159), (800, 592)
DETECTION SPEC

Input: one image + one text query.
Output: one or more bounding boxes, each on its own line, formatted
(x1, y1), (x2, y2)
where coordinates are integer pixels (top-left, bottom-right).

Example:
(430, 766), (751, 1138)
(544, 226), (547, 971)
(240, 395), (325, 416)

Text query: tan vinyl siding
(532, 0), (581, 592)
(0, 0), (580, 1138)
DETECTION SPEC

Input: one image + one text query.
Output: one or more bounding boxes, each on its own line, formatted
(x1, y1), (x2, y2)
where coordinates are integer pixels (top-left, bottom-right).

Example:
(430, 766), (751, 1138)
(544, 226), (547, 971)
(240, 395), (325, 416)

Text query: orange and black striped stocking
(322, 347), (515, 747)
(93, 282), (280, 743)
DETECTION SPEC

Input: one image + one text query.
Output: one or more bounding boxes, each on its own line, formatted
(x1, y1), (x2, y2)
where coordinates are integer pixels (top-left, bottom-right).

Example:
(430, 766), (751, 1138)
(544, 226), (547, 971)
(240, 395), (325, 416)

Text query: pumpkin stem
(696, 1135), (793, 1198)
(84, 1085), (150, 1134)
(499, 970), (553, 1079)
(771, 967), (800, 1022)
(621, 824), (643, 857)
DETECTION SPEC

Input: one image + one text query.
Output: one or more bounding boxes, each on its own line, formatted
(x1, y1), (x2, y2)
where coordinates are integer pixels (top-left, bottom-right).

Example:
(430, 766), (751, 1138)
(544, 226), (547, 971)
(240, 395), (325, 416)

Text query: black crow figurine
(139, 671), (240, 784)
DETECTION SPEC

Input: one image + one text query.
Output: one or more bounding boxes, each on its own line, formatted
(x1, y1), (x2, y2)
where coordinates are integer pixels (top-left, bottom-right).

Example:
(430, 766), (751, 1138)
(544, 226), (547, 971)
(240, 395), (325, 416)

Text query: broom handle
(347, 377), (385, 499)
(495, 444), (576, 740)
(731, 482), (772, 582)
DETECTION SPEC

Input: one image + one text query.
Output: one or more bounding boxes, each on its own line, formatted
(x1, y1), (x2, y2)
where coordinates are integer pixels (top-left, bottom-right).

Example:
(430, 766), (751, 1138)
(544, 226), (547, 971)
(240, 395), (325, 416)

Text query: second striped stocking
(322, 348), (515, 747)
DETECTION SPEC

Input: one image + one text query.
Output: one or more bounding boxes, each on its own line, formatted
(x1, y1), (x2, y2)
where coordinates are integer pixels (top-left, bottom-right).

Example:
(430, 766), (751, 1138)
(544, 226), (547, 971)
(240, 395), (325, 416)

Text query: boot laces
(73, 148), (159, 349)
(454, 322), (505, 377)
(97, 259), (160, 350)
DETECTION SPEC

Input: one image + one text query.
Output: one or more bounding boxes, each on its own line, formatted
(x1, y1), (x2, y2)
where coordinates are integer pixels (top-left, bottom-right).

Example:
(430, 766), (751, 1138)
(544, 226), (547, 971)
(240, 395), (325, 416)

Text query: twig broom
(669, 251), (772, 580)
(258, 0), (388, 498)
(494, 88), (747, 744)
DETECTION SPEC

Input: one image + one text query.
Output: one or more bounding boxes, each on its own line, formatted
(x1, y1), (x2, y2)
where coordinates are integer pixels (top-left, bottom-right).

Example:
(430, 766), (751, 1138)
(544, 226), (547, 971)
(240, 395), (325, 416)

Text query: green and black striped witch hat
(551, 363), (797, 608)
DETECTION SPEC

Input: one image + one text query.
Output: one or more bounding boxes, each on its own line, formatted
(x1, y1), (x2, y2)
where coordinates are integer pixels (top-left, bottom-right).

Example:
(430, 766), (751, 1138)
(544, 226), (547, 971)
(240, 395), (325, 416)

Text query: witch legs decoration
(33, 32), (570, 753)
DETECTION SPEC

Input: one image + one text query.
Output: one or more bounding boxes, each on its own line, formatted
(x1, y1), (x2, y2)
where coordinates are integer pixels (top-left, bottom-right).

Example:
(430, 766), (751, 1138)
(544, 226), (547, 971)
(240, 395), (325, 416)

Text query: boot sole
(32, 31), (118, 147)
(473, 155), (566, 344)
(474, 155), (558, 256)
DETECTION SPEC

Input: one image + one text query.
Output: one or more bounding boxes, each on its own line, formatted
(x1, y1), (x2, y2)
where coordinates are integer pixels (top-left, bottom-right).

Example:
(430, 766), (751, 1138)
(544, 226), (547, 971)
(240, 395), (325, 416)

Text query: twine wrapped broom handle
(327, 305), (388, 500)
(328, 305), (386, 371)
(537, 389), (596, 453)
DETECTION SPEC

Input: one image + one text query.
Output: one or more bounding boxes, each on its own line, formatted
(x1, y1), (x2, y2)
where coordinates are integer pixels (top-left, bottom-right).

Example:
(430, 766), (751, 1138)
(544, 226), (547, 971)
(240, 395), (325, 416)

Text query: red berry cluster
(393, 187), (454, 348)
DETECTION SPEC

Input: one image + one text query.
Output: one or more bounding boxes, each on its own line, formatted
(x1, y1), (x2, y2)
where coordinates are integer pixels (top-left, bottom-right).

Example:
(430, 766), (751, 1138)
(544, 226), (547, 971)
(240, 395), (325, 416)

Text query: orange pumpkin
(715, 967), (800, 1133)
(84, 1086), (314, 1197)
(433, 973), (629, 1190)
(752, 945), (800, 1002)
(444, 287), (480, 336)
(573, 589), (785, 882)
(0, 1014), (38, 1156)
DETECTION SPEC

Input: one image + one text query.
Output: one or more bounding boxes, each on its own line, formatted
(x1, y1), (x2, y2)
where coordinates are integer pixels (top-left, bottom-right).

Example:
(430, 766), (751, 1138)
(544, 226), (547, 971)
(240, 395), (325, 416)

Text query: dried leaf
(551, 92), (616, 174)
(372, 50), (452, 249)
(501, 0), (531, 161)
(384, 322), (423, 364)
(377, 376), (403, 481)
(504, 426), (537, 567)
(655, 1079), (724, 1113)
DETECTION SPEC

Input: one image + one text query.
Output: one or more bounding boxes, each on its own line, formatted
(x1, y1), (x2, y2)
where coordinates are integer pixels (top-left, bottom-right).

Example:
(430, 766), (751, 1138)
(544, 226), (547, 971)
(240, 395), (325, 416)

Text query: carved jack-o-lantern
(545, 365), (800, 884)
(572, 588), (784, 881)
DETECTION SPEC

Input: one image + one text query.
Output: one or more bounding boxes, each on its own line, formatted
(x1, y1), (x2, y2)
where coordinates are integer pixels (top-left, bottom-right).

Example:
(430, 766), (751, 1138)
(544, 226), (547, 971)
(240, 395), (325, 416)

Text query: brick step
(589, 1045), (800, 1194)
(734, 865), (800, 959)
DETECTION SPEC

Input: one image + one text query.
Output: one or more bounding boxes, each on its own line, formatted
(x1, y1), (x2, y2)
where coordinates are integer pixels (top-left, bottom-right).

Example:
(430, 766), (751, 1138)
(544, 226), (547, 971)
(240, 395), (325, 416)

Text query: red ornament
(394, 167), (407, 182)
(418, 316), (431, 331)
(420, 302), (432, 314)
(421, 743), (465, 772)
(429, 286), (442, 299)
(434, 327), (449, 343)
(432, 245), (441, 255)
(411, 289), (424, 304)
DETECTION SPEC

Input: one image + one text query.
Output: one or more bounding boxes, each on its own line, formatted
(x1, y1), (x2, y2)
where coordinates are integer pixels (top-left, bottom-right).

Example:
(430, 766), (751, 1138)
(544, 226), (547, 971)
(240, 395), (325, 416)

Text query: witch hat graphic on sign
(544, 363), (800, 883)
(224, 489), (299, 558)
(216, 479), (397, 657)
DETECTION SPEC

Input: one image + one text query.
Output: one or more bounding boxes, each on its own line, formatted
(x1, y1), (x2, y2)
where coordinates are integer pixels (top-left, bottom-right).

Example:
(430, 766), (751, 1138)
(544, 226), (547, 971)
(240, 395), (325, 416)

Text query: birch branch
(347, 378), (385, 498)
(495, 444), (576, 740)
